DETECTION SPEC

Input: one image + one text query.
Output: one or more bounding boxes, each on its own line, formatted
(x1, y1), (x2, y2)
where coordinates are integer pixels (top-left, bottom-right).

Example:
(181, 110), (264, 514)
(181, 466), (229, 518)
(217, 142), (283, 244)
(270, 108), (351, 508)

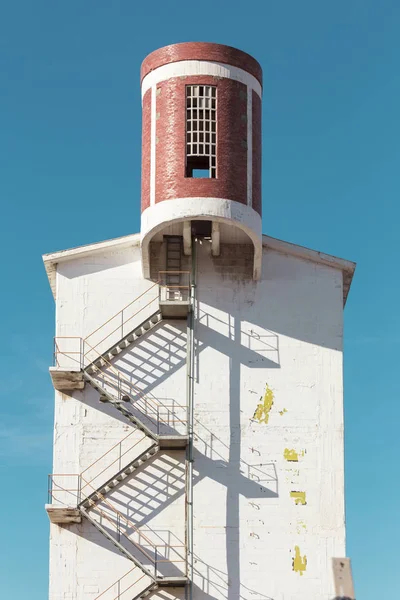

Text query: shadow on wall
(196, 241), (343, 352)
(192, 556), (275, 600)
(191, 240), (344, 600)
(71, 431), (277, 585)
(58, 249), (138, 280)
(85, 314), (280, 437)
(111, 316), (279, 402)
(76, 295), (280, 598)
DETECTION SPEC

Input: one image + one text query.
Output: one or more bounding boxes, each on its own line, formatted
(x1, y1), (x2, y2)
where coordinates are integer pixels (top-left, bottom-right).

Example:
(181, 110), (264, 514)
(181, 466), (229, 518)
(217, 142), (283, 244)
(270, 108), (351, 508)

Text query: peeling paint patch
(279, 408), (287, 416)
(284, 448), (299, 461)
(296, 521), (307, 534)
(285, 468), (300, 485)
(292, 546), (307, 576)
(284, 448), (305, 461)
(290, 491), (307, 505)
(252, 384), (274, 424)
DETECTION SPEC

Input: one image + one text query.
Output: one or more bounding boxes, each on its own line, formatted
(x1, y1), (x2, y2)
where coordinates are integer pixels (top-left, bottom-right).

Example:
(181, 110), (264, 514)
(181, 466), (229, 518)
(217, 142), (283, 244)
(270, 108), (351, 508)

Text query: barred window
(186, 85), (216, 178)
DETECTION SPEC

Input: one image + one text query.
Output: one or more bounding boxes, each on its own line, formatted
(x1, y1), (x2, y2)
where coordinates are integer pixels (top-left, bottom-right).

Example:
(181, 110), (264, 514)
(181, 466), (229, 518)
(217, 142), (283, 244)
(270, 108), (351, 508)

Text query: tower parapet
(140, 42), (263, 279)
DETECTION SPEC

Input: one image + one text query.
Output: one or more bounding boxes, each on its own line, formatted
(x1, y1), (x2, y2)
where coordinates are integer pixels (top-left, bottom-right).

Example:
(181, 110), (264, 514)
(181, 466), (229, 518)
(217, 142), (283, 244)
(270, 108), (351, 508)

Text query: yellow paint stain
(290, 491), (307, 505)
(279, 408), (288, 416)
(292, 546), (307, 576)
(253, 384), (274, 424)
(296, 520), (307, 534)
(284, 448), (299, 462)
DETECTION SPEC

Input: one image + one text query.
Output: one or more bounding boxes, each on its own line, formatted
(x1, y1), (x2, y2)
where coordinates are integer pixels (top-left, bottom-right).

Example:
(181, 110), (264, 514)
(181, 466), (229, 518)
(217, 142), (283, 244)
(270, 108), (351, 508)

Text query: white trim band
(141, 60), (262, 100)
(247, 86), (252, 207)
(150, 85), (156, 206)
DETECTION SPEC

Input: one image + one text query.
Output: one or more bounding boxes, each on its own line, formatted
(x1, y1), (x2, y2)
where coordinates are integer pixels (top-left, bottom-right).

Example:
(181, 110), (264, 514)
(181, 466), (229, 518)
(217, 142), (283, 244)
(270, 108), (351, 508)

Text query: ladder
(165, 235), (182, 300)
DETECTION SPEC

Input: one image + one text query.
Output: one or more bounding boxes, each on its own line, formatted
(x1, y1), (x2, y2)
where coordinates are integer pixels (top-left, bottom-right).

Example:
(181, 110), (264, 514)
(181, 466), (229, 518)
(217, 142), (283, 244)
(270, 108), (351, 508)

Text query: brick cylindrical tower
(140, 42), (263, 279)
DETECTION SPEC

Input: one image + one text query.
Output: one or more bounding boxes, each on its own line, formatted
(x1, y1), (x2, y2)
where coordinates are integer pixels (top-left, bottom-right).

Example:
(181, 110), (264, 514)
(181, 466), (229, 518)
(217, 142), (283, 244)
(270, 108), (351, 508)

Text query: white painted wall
(50, 244), (187, 600)
(192, 242), (344, 600)
(49, 239), (345, 600)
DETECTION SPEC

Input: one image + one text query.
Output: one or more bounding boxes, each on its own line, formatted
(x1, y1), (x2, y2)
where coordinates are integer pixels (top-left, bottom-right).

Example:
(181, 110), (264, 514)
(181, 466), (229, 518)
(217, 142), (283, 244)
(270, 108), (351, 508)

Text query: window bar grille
(186, 85), (217, 178)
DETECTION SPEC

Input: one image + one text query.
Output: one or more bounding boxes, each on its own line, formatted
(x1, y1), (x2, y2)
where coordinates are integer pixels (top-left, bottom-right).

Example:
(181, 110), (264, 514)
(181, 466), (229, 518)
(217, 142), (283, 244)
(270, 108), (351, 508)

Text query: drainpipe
(186, 237), (196, 600)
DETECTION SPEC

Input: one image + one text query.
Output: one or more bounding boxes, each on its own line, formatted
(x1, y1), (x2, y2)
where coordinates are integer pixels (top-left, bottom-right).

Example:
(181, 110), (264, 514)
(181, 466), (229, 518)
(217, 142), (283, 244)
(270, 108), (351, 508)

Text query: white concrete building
(44, 43), (355, 600)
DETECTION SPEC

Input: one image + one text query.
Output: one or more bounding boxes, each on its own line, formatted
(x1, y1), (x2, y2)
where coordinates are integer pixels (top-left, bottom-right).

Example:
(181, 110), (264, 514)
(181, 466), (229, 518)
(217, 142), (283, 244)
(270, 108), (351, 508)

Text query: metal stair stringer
(80, 442), (159, 509)
(85, 310), (162, 374)
(80, 505), (158, 586)
(83, 371), (159, 442)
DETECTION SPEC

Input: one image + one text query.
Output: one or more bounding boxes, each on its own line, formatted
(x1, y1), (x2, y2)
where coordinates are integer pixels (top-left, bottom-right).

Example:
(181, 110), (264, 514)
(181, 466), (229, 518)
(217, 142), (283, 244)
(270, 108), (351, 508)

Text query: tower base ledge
(141, 197), (262, 280)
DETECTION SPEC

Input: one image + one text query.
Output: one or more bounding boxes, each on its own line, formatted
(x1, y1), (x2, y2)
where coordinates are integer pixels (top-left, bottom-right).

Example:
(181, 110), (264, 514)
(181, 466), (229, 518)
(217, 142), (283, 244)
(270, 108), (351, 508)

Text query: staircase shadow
(72, 517), (127, 559)
(84, 450), (188, 577)
(113, 320), (188, 398)
(192, 555), (276, 600)
(90, 314), (279, 422)
(78, 438), (277, 576)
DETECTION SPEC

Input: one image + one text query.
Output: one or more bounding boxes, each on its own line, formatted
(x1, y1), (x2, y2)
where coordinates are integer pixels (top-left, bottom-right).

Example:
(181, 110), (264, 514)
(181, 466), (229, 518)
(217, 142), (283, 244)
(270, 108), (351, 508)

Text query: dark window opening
(186, 155), (212, 178)
(191, 220), (212, 238)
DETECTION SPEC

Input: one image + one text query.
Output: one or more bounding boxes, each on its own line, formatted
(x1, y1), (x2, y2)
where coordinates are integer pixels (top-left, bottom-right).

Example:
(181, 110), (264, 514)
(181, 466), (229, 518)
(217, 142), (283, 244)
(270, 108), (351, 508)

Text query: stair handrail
(84, 341), (186, 429)
(48, 474), (80, 505)
(81, 476), (159, 564)
(83, 282), (160, 350)
(80, 430), (149, 493)
(85, 349), (160, 424)
(48, 475), (187, 571)
(95, 567), (146, 600)
(83, 294), (159, 360)
(54, 327), (187, 431)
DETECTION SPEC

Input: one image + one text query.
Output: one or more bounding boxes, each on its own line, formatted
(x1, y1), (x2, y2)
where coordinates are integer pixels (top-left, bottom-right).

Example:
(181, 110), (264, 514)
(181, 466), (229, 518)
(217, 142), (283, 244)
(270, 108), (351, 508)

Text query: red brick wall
(141, 89), (151, 212)
(141, 42), (262, 86)
(252, 90), (262, 216)
(154, 76), (248, 206)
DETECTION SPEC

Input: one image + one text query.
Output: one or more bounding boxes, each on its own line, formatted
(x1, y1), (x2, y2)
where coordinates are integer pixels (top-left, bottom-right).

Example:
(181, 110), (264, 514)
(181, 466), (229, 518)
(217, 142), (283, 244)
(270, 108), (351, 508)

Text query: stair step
(84, 310), (161, 376)
(81, 444), (159, 509)
(140, 583), (158, 599)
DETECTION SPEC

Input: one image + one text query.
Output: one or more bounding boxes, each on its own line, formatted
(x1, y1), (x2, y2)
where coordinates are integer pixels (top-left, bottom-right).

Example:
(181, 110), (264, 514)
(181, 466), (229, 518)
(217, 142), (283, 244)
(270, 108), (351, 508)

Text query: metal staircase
(48, 281), (190, 600)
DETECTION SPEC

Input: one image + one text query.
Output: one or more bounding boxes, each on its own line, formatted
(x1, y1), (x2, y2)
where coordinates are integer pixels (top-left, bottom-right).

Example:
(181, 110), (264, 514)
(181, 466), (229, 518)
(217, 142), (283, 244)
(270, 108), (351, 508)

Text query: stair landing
(49, 367), (84, 392)
(45, 504), (82, 524)
(159, 435), (188, 449)
(157, 576), (188, 587)
(159, 300), (190, 319)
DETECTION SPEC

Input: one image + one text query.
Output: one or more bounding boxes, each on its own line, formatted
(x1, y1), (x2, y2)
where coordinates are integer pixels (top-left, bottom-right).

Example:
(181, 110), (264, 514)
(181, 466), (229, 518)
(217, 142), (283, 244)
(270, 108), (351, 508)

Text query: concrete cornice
(42, 231), (355, 305)
(262, 234), (356, 306)
(42, 233), (141, 299)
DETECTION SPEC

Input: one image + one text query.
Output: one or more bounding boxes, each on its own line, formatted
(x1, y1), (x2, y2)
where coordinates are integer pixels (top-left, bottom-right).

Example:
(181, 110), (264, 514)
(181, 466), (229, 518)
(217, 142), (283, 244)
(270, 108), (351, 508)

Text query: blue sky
(0, 1), (398, 598)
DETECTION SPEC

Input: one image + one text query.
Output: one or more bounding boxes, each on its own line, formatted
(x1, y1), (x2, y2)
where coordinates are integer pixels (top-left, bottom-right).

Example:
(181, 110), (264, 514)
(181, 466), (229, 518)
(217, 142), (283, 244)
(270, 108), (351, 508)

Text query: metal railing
(158, 271), (191, 303)
(54, 273), (191, 370)
(54, 283), (160, 369)
(54, 316), (187, 436)
(94, 567), (148, 600)
(48, 473), (186, 578)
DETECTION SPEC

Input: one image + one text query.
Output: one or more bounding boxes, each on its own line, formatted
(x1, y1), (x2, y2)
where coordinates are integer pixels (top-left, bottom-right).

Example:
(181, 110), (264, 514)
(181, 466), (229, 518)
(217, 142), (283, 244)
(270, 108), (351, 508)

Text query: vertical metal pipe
(186, 237), (196, 600)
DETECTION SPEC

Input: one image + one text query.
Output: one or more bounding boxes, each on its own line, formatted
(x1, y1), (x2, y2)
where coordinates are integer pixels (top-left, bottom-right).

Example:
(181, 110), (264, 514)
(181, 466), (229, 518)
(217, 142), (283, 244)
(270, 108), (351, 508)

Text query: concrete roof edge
(43, 232), (141, 300)
(262, 234), (356, 306)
